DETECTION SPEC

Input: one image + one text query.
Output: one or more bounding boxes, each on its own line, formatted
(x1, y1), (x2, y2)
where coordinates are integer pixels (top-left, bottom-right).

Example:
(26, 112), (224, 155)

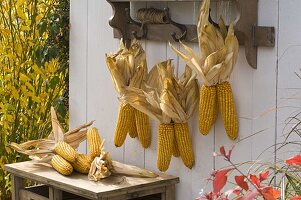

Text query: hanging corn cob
(122, 60), (199, 171)
(169, 0), (239, 140)
(106, 40), (151, 148)
(135, 109), (151, 148)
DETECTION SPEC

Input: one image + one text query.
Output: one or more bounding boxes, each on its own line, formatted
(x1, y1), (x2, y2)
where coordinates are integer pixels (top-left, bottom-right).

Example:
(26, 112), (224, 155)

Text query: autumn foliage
(0, 0), (69, 198)
(197, 146), (301, 200)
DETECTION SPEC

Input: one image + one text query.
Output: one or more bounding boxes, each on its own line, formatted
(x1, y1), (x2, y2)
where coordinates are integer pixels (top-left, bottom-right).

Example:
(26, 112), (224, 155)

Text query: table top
(5, 161), (179, 199)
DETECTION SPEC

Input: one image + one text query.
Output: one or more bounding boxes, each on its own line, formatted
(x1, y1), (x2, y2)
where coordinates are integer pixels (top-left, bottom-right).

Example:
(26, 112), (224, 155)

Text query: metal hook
(125, 8), (147, 40)
(132, 24), (147, 40)
(163, 7), (187, 42)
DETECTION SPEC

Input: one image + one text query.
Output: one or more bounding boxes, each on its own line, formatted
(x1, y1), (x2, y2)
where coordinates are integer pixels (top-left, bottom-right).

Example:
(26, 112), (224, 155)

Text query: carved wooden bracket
(106, 0), (275, 69)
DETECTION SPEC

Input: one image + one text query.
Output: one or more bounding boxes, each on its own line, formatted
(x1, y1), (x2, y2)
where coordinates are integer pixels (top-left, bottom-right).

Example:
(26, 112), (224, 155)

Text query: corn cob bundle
(54, 141), (78, 162)
(71, 154), (92, 174)
(87, 127), (102, 158)
(123, 61), (199, 171)
(159, 64), (199, 169)
(170, 0), (239, 140)
(106, 39), (151, 148)
(121, 62), (174, 171)
(8, 107), (94, 164)
(51, 155), (73, 176)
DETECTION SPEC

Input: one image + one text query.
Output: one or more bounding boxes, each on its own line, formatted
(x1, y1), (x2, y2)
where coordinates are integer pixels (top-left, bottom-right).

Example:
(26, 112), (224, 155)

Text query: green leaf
(49, 76), (60, 89)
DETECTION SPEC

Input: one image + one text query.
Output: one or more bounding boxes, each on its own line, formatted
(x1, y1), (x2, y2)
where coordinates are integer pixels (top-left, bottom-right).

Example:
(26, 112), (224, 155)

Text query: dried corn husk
(8, 107), (94, 163)
(106, 39), (147, 96)
(158, 61), (199, 123)
(122, 60), (178, 124)
(169, 0), (239, 86)
(88, 141), (113, 180)
(88, 140), (157, 181)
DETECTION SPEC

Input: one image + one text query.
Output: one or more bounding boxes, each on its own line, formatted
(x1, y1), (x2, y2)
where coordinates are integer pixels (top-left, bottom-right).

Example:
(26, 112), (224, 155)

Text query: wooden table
(5, 161), (179, 200)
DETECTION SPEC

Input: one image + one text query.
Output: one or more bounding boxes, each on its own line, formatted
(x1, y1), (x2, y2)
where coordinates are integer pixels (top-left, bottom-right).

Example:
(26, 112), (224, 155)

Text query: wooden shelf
(106, 0), (275, 69)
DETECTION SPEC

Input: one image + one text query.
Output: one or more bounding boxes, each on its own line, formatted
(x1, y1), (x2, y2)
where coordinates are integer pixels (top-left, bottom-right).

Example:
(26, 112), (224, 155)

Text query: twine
(137, 8), (168, 24)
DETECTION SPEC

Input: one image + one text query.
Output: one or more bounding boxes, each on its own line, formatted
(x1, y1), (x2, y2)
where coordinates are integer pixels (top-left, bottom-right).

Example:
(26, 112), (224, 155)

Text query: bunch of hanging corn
(160, 62), (199, 169)
(106, 39), (151, 148)
(170, 0), (239, 140)
(122, 60), (199, 171)
(121, 61), (172, 172)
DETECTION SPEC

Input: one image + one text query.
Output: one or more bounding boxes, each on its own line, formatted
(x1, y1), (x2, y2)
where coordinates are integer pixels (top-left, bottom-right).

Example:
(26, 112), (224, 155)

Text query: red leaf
(227, 145), (235, 160)
(290, 196), (301, 200)
(286, 155), (301, 165)
(235, 176), (249, 191)
(220, 146), (226, 156)
(250, 174), (260, 187)
(272, 189), (281, 199)
(261, 187), (280, 200)
(233, 189), (242, 195)
(262, 192), (277, 200)
(259, 171), (269, 181)
(213, 168), (233, 193)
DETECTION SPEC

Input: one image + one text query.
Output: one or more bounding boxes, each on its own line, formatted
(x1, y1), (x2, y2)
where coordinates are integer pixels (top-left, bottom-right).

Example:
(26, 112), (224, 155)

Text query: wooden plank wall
(70, 0), (300, 199)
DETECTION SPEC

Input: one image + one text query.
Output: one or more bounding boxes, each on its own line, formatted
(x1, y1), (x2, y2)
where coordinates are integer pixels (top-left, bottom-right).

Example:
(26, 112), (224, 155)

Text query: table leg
(165, 185), (175, 200)
(11, 174), (24, 200)
(49, 187), (63, 200)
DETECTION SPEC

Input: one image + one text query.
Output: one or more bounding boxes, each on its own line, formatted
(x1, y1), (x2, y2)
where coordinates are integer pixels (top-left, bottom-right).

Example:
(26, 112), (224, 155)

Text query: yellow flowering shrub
(0, 0), (69, 198)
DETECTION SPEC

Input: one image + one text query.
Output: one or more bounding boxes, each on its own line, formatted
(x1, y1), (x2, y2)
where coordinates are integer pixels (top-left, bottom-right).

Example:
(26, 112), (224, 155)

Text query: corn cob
(199, 85), (218, 135)
(71, 154), (92, 174)
(54, 141), (78, 162)
(114, 103), (135, 147)
(87, 128), (102, 158)
(216, 81), (238, 140)
(51, 155), (73, 176)
(172, 131), (180, 157)
(157, 123), (174, 172)
(174, 123), (195, 169)
(135, 109), (151, 148)
(128, 110), (138, 138)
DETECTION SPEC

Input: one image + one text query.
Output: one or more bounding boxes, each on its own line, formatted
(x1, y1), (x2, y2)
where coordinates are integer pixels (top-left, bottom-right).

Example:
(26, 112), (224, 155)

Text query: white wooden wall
(70, 0), (300, 199)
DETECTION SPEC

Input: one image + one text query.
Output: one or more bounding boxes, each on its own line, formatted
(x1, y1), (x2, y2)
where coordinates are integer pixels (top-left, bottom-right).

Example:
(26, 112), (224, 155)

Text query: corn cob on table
(5, 161), (179, 200)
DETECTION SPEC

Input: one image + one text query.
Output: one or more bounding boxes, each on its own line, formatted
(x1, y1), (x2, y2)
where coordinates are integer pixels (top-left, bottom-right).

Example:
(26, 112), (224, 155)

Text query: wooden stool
(5, 161), (179, 200)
